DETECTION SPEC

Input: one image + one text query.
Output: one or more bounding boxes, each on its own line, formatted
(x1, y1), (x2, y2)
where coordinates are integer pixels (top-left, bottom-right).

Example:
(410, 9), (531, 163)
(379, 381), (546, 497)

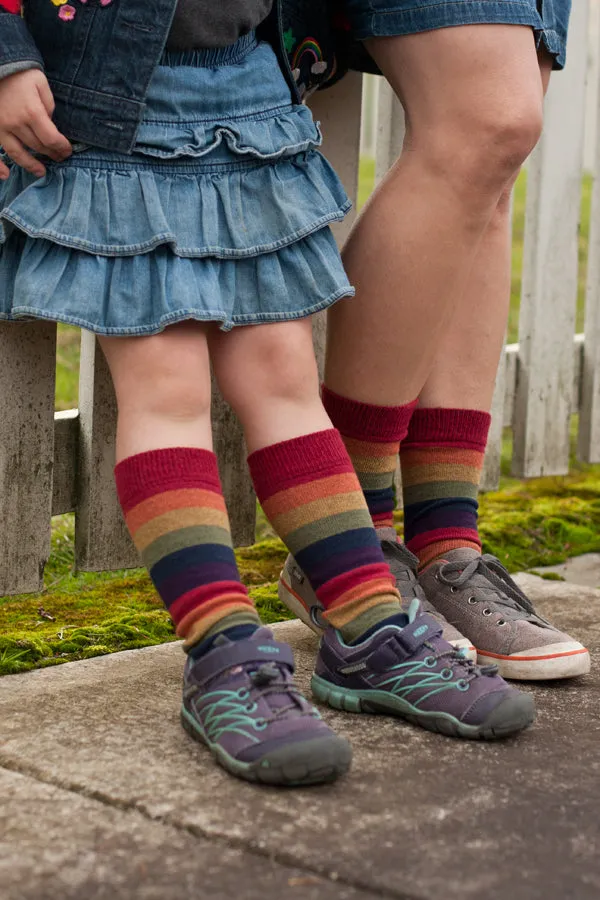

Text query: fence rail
(1, 1), (599, 595)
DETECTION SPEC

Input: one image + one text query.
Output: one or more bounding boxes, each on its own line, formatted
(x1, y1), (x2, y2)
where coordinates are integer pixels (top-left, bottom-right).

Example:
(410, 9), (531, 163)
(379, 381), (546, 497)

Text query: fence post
(212, 383), (257, 547)
(0, 322), (56, 594)
(480, 342), (507, 492)
(512, 0), (589, 477)
(75, 331), (138, 571)
(579, 17), (600, 462)
(374, 79), (404, 185)
(309, 72), (363, 378)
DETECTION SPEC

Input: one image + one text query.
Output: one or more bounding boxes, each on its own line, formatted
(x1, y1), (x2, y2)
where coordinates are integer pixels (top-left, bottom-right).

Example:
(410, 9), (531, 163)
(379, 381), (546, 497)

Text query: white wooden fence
(1, 0), (599, 596)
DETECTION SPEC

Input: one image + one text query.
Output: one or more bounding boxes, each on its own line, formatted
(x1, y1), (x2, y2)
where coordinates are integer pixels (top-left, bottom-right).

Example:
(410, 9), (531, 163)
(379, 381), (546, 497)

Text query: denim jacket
(0, 0), (374, 152)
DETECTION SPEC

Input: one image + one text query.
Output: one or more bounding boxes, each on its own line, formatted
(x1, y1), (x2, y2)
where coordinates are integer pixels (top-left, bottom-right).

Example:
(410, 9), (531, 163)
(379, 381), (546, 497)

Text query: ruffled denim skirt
(0, 34), (354, 334)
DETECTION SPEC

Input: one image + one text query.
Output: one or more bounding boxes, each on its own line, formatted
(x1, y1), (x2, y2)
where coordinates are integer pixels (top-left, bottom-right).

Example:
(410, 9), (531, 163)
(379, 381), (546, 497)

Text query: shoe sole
(278, 574), (326, 636)
(280, 574), (478, 662)
(181, 704), (352, 786)
(477, 645), (591, 681)
(311, 674), (535, 740)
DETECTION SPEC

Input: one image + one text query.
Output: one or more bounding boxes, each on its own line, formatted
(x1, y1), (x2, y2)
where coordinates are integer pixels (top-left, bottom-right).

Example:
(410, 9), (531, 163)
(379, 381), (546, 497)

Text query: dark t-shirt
(167, 0), (274, 50)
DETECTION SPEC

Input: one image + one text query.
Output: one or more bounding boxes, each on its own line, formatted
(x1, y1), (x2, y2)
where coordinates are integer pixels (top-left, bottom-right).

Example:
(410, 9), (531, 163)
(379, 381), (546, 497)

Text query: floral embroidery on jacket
(52, 0), (111, 22)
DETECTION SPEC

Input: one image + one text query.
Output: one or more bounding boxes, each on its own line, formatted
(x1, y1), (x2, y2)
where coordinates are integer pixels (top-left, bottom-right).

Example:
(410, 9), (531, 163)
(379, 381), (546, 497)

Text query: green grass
(55, 324), (80, 412)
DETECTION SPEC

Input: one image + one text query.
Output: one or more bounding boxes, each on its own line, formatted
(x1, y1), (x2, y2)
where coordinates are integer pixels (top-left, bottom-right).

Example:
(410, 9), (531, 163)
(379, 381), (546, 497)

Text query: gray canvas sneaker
(278, 539), (476, 660)
(418, 548), (590, 680)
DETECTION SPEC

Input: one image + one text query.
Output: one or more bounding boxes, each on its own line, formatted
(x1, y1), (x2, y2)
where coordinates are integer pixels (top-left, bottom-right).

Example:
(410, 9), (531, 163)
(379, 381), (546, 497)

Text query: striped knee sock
(248, 429), (402, 643)
(115, 448), (260, 651)
(322, 386), (417, 533)
(400, 408), (491, 569)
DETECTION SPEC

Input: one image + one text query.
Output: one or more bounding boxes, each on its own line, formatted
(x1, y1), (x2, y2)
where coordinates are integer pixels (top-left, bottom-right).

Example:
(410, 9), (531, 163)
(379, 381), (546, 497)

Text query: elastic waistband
(159, 31), (258, 68)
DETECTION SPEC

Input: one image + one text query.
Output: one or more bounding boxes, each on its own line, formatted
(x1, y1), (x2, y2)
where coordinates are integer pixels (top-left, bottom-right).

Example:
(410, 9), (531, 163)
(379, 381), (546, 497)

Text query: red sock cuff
(404, 408), (491, 451)
(248, 429), (353, 501)
(115, 447), (221, 514)
(322, 385), (418, 442)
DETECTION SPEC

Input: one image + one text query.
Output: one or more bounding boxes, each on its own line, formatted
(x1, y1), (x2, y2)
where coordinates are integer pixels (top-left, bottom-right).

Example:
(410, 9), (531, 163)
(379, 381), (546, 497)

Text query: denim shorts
(0, 34), (354, 335)
(344, 0), (571, 69)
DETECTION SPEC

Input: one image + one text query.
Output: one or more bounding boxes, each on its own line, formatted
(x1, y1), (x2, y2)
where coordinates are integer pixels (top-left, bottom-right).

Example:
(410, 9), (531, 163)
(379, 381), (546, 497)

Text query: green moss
(0, 532), (294, 675)
(3, 467), (600, 675)
(55, 325), (80, 412)
(530, 571), (566, 582)
(236, 539), (288, 585)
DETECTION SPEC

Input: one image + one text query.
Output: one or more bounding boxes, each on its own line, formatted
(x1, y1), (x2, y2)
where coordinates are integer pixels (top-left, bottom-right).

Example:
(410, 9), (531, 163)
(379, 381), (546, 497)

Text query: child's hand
(0, 69), (72, 179)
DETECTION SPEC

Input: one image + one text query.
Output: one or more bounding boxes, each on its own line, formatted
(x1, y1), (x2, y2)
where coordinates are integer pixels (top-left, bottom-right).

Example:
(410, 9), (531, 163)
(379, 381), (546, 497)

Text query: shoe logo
(413, 625), (428, 638)
(292, 566), (305, 585)
(257, 646), (280, 654)
(339, 662), (368, 675)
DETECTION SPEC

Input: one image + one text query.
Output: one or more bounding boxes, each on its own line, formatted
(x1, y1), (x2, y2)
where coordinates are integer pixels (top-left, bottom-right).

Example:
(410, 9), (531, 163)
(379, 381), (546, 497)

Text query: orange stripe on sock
(269, 490), (366, 537)
(347, 454), (399, 475)
(325, 577), (400, 613)
(401, 447), (485, 469)
(401, 462), (482, 486)
(126, 488), (226, 533)
(418, 539), (481, 570)
(261, 472), (360, 519)
(343, 437), (401, 458)
(178, 594), (256, 643)
(325, 592), (400, 630)
(131, 507), (230, 550)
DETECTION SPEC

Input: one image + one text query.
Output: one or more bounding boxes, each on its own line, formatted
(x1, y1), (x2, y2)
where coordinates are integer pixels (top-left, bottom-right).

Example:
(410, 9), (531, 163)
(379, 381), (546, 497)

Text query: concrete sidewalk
(1, 572), (599, 900)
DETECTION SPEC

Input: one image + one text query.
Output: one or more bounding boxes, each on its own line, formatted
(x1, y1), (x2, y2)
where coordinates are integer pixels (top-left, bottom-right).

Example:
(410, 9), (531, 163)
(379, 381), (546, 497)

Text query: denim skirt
(344, 0), (571, 68)
(0, 34), (354, 335)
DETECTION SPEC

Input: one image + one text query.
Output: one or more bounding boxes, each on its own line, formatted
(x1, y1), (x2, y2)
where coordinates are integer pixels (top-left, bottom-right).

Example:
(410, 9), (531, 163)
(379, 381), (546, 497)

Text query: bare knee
(101, 332), (212, 424)
(406, 91), (543, 203)
(142, 366), (211, 423)
(214, 324), (320, 423)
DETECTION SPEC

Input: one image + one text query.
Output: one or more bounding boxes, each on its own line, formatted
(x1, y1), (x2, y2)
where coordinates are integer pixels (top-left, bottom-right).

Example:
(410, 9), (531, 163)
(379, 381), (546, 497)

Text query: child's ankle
(188, 621), (260, 659)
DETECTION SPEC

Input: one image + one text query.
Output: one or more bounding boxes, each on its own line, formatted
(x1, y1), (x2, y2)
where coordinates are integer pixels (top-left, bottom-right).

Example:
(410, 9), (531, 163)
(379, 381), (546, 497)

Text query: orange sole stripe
(280, 577), (311, 613)
(477, 647), (589, 662)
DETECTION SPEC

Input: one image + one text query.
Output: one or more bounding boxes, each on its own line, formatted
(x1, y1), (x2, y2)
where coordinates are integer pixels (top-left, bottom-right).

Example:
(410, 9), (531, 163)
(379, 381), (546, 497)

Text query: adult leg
(321, 26), (544, 633)
(397, 49), (590, 681)
(400, 56), (553, 568)
(417, 56), (553, 414)
(325, 24), (544, 405)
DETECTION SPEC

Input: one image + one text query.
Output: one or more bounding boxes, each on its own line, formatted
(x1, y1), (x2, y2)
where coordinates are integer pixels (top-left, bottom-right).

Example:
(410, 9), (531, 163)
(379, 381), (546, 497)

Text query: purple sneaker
(312, 601), (535, 740)
(181, 627), (352, 785)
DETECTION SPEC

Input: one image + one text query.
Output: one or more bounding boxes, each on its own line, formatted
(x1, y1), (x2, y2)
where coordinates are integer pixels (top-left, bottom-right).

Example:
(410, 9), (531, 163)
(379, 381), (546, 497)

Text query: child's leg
(210, 319), (405, 643)
(209, 319), (536, 740)
(100, 323), (351, 784)
(99, 323), (260, 650)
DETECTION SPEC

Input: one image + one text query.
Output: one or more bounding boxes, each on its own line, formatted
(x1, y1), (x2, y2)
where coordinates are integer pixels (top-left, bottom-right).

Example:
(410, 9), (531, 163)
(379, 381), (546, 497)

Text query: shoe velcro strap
(395, 614), (443, 655)
(191, 639), (295, 681)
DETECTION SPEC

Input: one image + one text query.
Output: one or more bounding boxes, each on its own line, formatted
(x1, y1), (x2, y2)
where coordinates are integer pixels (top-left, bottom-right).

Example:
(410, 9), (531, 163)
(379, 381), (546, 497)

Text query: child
(0, 0), (535, 787)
